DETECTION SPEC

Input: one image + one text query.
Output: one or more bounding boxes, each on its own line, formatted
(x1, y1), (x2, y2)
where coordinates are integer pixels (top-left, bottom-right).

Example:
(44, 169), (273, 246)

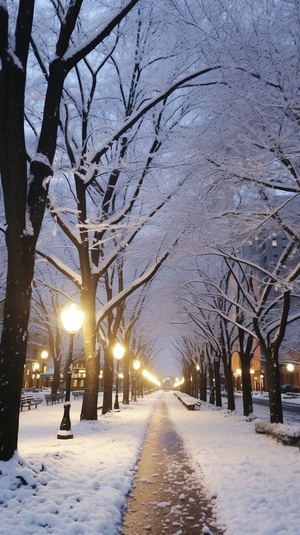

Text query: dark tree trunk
(0, 238), (35, 460)
(241, 364), (253, 417)
(237, 328), (253, 417)
(0, 70), (50, 458)
(80, 288), (98, 421)
(199, 361), (207, 401)
(266, 347), (283, 424)
(52, 358), (61, 395)
(102, 345), (114, 414)
(214, 358), (222, 407)
(122, 352), (130, 405)
(81, 353), (99, 420)
(208, 365), (215, 404)
(224, 356), (235, 411)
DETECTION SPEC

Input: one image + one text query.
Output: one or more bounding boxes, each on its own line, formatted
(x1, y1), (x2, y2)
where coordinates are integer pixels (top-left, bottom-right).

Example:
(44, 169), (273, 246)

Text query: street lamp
(260, 373), (264, 393)
(41, 349), (48, 363)
(250, 368), (254, 392)
(113, 342), (125, 410)
(235, 368), (241, 390)
(287, 363), (294, 392)
(57, 303), (84, 440)
(40, 350), (48, 388)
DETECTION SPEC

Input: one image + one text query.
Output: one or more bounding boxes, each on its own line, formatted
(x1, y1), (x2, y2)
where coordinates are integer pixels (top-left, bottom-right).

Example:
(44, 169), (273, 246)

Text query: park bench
(72, 391), (85, 399)
(45, 393), (65, 405)
(20, 395), (43, 411)
(174, 391), (201, 411)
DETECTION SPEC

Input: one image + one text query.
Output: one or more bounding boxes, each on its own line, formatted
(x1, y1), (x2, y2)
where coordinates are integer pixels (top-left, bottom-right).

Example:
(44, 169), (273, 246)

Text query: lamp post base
(57, 402), (73, 440)
(57, 430), (74, 440)
(114, 395), (120, 410)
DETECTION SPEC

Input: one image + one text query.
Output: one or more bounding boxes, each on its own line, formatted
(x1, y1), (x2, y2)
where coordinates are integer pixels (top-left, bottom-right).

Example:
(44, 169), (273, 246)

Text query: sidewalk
(121, 398), (224, 535)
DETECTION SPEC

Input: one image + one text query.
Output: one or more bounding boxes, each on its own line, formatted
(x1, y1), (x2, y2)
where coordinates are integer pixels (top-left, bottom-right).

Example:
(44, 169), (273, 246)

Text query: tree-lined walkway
(121, 399), (224, 534)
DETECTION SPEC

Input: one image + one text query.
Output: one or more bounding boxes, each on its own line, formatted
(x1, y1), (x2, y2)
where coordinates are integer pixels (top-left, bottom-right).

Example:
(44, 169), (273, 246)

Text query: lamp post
(196, 363), (200, 398)
(236, 368), (241, 391)
(57, 303), (84, 440)
(32, 362), (40, 389)
(132, 359), (140, 401)
(260, 373), (264, 393)
(287, 363), (294, 392)
(113, 343), (125, 410)
(40, 350), (48, 388)
(250, 368), (254, 392)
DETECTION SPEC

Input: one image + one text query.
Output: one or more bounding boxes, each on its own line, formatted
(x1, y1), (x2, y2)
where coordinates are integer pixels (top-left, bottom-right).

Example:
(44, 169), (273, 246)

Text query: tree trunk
(80, 289), (98, 420)
(241, 364), (253, 417)
(0, 237), (34, 460)
(199, 360), (207, 401)
(102, 344), (114, 414)
(214, 359), (222, 407)
(122, 352), (130, 404)
(224, 356), (235, 411)
(266, 347), (283, 424)
(52, 358), (61, 395)
(208, 365), (215, 404)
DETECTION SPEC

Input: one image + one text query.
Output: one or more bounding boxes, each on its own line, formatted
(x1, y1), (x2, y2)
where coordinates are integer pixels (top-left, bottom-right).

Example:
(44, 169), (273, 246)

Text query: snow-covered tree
(0, 0), (224, 459)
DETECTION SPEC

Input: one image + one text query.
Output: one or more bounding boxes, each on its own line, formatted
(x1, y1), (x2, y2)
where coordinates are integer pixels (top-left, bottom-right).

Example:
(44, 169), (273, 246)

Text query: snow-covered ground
(0, 390), (299, 534)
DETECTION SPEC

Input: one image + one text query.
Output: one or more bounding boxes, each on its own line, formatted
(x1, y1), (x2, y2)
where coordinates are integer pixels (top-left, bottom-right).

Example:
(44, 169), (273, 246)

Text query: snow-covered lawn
(0, 390), (299, 534)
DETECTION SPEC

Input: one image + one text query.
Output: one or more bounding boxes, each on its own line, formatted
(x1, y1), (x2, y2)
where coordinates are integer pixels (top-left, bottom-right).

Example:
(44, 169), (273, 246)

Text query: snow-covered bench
(45, 393), (65, 405)
(174, 391), (201, 411)
(20, 395), (42, 411)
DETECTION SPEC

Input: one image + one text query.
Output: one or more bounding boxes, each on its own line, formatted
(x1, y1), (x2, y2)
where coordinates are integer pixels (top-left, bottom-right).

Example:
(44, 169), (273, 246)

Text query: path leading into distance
(121, 398), (225, 535)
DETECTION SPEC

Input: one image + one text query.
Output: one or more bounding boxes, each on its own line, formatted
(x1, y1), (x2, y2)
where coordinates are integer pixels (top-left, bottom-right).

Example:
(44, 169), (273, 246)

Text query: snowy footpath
(0, 390), (299, 534)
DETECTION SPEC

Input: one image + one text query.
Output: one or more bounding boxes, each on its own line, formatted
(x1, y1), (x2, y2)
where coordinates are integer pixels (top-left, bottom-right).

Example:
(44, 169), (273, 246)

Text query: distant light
(142, 369), (160, 387)
(133, 360), (141, 371)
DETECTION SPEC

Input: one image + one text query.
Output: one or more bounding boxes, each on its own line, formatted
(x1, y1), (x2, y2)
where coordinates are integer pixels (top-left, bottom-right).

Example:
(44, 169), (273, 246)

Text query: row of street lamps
(56, 302), (159, 440)
(113, 348), (142, 406)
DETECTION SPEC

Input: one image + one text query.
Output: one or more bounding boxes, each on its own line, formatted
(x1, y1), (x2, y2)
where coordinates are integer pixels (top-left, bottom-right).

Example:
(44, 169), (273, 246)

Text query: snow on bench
(20, 396), (42, 411)
(174, 391), (201, 411)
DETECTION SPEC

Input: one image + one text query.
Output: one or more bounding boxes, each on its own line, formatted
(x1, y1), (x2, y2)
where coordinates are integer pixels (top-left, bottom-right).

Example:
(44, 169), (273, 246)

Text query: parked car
(280, 384), (300, 394)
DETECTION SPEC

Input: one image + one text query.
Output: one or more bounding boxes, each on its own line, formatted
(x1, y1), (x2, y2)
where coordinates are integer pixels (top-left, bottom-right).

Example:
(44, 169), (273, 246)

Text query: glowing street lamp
(41, 350), (48, 363)
(40, 350), (48, 388)
(250, 368), (254, 391)
(287, 363), (295, 392)
(235, 368), (241, 390)
(113, 343), (125, 410)
(57, 303), (84, 440)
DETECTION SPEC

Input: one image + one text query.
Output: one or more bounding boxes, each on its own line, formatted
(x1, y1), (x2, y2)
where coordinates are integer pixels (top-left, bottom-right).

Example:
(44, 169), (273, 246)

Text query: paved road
(230, 394), (300, 424)
(251, 395), (300, 424)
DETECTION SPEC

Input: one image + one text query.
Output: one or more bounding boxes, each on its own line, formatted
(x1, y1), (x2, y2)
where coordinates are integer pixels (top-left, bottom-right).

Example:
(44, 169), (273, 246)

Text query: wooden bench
(45, 393), (65, 405)
(20, 396), (43, 411)
(72, 391), (85, 399)
(174, 391), (201, 411)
